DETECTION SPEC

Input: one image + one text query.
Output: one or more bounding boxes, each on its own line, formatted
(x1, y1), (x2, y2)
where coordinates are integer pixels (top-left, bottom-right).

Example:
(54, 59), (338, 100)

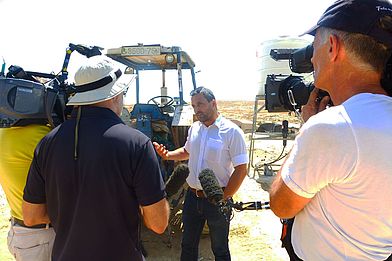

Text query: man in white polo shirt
(269, 0), (392, 260)
(154, 86), (248, 261)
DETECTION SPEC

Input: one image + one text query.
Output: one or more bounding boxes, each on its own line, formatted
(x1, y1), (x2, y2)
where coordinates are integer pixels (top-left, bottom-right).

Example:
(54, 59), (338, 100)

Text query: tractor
(106, 44), (198, 247)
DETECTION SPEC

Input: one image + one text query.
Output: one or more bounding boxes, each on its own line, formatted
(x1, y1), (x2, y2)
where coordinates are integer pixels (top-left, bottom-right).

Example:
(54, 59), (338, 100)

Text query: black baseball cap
(302, 0), (392, 47)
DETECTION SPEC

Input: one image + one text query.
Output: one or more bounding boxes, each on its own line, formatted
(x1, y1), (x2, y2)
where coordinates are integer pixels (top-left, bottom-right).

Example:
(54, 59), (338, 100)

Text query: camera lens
(279, 76), (313, 111)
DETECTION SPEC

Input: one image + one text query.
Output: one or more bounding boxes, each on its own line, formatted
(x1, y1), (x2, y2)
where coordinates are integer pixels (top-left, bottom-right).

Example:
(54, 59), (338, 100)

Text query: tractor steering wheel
(147, 95), (175, 109)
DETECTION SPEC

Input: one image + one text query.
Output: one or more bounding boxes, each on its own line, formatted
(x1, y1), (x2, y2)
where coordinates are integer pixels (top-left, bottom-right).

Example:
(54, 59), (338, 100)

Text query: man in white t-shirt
(270, 0), (392, 260)
(154, 87), (248, 261)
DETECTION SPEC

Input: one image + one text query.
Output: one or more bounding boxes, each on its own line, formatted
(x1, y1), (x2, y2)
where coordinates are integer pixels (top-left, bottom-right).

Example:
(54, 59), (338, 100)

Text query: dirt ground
(0, 100), (296, 260)
(140, 173), (289, 261)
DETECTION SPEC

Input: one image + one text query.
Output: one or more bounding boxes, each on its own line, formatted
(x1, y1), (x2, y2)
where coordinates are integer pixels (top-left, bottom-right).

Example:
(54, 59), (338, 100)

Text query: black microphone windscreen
(282, 120), (289, 143)
(198, 168), (224, 205)
(165, 164), (189, 198)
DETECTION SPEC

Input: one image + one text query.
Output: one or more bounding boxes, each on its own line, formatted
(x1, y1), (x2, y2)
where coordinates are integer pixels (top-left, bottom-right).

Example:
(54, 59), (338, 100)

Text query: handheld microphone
(198, 168), (271, 221)
(198, 169), (232, 221)
(198, 168), (224, 205)
(282, 120), (288, 147)
(165, 164), (189, 198)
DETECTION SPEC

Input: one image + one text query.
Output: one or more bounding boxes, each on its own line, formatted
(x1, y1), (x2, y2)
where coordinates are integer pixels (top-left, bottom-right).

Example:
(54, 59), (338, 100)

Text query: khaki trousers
(7, 221), (55, 261)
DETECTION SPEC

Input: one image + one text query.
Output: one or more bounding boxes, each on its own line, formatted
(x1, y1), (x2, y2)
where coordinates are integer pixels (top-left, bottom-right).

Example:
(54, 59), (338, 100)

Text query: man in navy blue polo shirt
(22, 55), (169, 261)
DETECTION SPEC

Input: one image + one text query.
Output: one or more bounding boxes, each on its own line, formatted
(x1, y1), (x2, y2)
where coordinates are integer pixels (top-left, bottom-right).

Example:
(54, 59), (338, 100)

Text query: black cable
(264, 145), (287, 165)
(263, 119), (290, 168)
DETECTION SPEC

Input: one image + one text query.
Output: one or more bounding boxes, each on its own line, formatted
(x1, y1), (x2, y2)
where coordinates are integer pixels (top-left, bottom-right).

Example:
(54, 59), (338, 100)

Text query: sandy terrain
(140, 173), (289, 261)
(0, 100), (296, 260)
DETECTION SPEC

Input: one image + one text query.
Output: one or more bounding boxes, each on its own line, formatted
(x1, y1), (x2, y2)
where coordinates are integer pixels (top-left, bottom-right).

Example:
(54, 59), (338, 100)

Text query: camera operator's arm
(301, 87), (330, 122)
(153, 142), (189, 161)
(22, 201), (50, 226)
(269, 156), (312, 219)
(270, 172), (312, 219)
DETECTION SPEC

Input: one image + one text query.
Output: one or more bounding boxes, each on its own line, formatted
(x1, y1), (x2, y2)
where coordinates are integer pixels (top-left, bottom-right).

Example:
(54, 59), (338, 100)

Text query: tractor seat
(130, 103), (165, 120)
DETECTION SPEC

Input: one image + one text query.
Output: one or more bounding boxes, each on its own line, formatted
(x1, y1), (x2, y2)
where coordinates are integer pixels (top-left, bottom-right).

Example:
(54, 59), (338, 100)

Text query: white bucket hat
(67, 55), (135, 106)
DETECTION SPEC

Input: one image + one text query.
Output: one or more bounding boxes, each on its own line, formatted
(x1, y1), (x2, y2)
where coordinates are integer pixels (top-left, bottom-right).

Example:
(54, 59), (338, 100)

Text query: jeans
(181, 189), (231, 261)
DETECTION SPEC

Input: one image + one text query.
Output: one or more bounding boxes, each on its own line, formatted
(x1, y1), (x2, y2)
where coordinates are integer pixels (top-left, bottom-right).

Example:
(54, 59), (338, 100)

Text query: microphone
(198, 169), (232, 220)
(282, 120), (288, 147)
(198, 168), (271, 221)
(165, 164), (189, 198)
(198, 168), (224, 205)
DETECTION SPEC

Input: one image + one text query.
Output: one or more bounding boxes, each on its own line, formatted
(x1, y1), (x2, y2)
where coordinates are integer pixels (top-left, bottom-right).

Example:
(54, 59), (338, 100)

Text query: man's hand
(153, 142), (169, 160)
(153, 142), (189, 161)
(301, 88), (330, 123)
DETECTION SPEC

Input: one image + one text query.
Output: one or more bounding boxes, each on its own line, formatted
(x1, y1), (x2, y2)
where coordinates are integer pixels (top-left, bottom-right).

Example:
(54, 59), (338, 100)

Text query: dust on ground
(0, 100), (293, 260)
(134, 100), (294, 260)
(141, 173), (288, 261)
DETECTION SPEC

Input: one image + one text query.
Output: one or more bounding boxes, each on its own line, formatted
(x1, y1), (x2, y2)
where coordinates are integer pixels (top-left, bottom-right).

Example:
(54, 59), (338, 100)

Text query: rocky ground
(0, 100), (298, 260)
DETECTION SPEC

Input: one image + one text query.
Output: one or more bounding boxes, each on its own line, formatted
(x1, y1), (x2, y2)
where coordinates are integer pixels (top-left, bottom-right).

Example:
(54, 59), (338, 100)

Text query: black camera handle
(58, 43), (103, 87)
(230, 200), (270, 211)
(217, 200), (270, 222)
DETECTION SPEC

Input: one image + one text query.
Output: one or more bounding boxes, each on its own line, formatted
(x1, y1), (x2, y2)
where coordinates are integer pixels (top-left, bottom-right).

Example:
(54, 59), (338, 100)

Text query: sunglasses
(190, 86), (215, 101)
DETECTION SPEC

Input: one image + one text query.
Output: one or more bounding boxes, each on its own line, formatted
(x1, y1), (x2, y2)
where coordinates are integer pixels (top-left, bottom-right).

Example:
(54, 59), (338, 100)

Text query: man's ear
(112, 93), (123, 104)
(212, 99), (217, 109)
(328, 34), (340, 61)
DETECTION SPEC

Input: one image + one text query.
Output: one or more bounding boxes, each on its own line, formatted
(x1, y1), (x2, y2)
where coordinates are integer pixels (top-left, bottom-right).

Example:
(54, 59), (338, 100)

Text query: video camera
(265, 44), (325, 112)
(0, 44), (102, 128)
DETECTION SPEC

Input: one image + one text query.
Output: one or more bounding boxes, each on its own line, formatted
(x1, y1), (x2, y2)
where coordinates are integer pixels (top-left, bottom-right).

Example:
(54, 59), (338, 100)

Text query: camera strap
(280, 218), (303, 261)
(381, 54), (392, 96)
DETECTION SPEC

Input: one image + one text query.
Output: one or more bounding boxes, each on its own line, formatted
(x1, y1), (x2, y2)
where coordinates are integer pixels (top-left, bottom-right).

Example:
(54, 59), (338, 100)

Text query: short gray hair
(318, 26), (391, 72)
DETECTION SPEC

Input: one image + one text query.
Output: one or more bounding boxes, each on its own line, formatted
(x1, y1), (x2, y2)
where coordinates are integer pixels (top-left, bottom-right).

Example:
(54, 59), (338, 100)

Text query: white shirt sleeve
(228, 127), (249, 167)
(184, 124), (194, 153)
(281, 112), (357, 198)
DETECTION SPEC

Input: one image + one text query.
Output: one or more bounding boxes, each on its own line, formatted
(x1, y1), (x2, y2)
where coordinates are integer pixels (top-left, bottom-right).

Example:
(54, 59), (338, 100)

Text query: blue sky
(0, 0), (335, 102)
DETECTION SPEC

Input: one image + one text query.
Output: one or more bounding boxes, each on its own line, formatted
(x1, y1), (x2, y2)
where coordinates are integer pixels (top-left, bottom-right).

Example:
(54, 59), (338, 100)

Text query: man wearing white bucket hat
(21, 55), (169, 261)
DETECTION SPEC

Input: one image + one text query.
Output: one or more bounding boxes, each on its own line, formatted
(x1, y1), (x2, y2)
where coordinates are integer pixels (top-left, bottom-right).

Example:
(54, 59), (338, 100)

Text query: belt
(189, 187), (206, 197)
(11, 217), (52, 229)
(189, 187), (226, 198)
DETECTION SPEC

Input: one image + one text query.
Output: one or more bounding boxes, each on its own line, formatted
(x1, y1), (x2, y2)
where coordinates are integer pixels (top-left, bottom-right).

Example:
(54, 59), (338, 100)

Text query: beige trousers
(7, 221), (55, 261)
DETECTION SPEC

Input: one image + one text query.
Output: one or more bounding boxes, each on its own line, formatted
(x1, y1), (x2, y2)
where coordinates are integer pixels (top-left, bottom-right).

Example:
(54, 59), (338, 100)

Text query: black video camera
(265, 44), (329, 112)
(0, 68), (68, 127)
(0, 44), (102, 128)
